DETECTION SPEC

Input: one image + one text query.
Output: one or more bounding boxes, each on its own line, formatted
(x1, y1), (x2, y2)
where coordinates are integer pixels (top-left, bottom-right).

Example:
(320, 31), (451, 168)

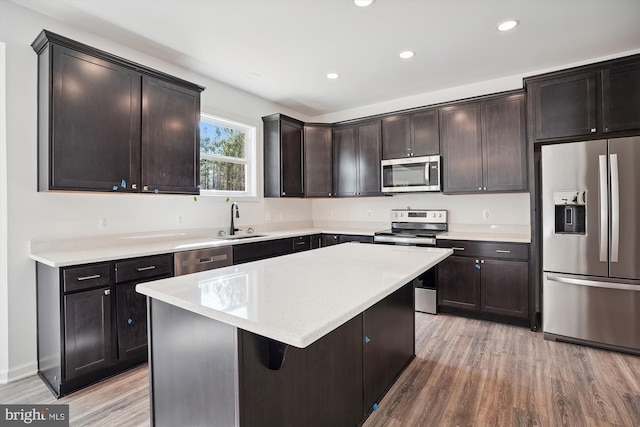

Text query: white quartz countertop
(136, 243), (452, 348)
(29, 227), (377, 267)
(437, 231), (530, 243)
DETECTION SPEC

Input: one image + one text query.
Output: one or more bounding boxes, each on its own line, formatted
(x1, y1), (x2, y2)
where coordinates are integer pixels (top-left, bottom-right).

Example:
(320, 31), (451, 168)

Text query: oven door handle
(374, 235), (435, 246)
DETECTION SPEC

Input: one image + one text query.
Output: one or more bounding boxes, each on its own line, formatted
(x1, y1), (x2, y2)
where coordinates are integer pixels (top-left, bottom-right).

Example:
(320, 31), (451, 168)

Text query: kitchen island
(136, 243), (452, 427)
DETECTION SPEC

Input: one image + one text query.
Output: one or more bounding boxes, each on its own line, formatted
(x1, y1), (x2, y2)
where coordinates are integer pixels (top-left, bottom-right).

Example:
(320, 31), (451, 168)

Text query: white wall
(0, 41), (9, 383)
(0, 1), (311, 382)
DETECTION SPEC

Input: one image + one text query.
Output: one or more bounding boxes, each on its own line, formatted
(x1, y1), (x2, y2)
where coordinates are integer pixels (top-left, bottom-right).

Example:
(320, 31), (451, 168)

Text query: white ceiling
(12, 0), (640, 117)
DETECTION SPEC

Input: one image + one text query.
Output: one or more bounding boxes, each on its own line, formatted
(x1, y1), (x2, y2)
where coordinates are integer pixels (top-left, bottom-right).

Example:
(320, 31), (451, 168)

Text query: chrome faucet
(230, 202), (240, 235)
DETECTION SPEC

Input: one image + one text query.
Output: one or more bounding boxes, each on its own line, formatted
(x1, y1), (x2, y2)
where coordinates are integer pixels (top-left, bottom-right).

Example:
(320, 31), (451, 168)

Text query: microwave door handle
(425, 162), (430, 184)
(599, 154), (608, 262)
(610, 154), (619, 263)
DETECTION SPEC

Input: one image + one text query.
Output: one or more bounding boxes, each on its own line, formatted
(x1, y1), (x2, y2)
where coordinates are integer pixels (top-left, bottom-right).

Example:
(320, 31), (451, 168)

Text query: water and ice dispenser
(553, 191), (586, 234)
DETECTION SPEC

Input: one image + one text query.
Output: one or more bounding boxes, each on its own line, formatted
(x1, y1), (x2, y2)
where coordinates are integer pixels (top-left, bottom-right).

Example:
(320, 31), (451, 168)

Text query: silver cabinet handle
(598, 155), (608, 262)
(452, 247), (465, 251)
(496, 250), (511, 254)
(610, 154), (619, 263)
(77, 274), (101, 281)
(104, 289), (111, 296)
(132, 184), (137, 189)
(137, 265), (156, 272)
(481, 260), (485, 264)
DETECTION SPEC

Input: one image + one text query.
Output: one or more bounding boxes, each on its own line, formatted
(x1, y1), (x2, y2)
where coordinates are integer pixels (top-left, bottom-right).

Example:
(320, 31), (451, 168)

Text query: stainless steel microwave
(381, 155), (441, 193)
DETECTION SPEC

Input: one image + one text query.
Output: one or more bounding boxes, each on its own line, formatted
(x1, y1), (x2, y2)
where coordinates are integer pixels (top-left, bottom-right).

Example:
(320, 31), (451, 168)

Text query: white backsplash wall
(312, 192), (530, 229)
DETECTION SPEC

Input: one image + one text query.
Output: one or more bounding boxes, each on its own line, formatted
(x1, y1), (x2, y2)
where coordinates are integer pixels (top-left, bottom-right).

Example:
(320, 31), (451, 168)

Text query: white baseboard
(0, 361), (37, 384)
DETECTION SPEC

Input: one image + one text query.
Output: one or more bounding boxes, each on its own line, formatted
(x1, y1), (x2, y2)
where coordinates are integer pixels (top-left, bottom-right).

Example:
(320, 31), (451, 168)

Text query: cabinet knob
(104, 289), (111, 296)
(483, 187), (487, 191)
(478, 187), (482, 190)
(591, 128), (597, 133)
(282, 191), (286, 196)
(132, 184), (137, 190)
(143, 185), (149, 191)
(128, 318), (133, 324)
(364, 336), (371, 344)
(481, 259), (485, 264)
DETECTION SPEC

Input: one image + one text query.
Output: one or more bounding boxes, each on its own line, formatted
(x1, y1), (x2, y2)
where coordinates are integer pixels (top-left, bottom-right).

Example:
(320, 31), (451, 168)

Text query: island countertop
(136, 243), (452, 348)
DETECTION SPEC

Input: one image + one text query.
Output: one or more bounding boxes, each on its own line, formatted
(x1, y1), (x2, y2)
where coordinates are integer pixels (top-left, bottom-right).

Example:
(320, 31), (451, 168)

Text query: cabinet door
(50, 46), (141, 191)
(280, 120), (304, 197)
(333, 126), (358, 196)
(602, 61), (640, 133)
(411, 109), (439, 156)
(381, 114), (411, 159)
(141, 76), (200, 194)
(440, 103), (483, 193)
(531, 72), (598, 141)
(116, 282), (148, 361)
(437, 256), (480, 311)
(321, 234), (339, 247)
(304, 125), (333, 197)
(363, 283), (414, 414)
(481, 259), (529, 319)
(64, 287), (114, 379)
(356, 121), (382, 196)
(481, 94), (527, 192)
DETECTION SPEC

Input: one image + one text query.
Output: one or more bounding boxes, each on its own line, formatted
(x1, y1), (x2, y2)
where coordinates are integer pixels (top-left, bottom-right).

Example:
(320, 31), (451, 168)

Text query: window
(199, 113), (256, 197)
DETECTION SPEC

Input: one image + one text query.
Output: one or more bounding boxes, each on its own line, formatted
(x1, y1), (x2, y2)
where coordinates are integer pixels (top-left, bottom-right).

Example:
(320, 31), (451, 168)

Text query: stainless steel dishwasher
(174, 246), (233, 276)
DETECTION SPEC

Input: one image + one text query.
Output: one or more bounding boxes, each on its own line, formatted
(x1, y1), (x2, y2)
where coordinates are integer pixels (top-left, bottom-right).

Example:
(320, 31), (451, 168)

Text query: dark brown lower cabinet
(64, 287), (114, 379)
(437, 255), (481, 312)
(437, 240), (530, 327)
(36, 254), (173, 397)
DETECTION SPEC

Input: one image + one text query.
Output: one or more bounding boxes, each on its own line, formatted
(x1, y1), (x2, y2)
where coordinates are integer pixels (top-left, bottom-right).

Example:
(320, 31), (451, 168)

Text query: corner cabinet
(32, 30), (203, 194)
(333, 120), (382, 197)
(526, 54), (640, 143)
(304, 124), (333, 197)
(263, 114), (304, 197)
(440, 93), (527, 194)
(436, 239), (530, 327)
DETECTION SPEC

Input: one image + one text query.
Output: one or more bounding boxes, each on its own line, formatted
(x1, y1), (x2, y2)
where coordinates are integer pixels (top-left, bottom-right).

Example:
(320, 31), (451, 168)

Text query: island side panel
(363, 281), (415, 414)
(238, 314), (364, 427)
(148, 298), (239, 427)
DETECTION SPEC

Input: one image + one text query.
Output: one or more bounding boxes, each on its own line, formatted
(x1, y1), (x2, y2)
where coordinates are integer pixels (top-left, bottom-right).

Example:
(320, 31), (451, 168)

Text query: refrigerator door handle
(610, 153), (620, 263)
(598, 155), (608, 262)
(546, 274), (640, 292)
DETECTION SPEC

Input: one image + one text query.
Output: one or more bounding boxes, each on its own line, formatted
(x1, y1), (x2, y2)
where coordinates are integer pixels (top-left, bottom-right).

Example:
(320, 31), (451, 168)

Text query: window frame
(199, 112), (257, 199)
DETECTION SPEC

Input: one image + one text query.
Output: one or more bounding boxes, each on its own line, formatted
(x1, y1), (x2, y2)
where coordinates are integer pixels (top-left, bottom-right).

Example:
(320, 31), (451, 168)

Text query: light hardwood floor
(2, 313), (639, 426)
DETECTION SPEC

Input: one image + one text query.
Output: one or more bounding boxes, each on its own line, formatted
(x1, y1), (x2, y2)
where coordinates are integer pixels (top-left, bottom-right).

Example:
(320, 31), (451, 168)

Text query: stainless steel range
(374, 209), (447, 314)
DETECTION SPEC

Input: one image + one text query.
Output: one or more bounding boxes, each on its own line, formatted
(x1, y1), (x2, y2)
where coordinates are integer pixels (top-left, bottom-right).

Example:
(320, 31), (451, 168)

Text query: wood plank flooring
(1, 313), (639, 426)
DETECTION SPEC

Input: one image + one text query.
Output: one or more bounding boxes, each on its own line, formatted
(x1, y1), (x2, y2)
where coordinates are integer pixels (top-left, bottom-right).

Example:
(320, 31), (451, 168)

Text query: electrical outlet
(98, 216), (108, 229)
(482, 210), (491, 220)
(176, 215), (183, 226)
(367, 210), (372, 218)
(265, 211), (272, 221)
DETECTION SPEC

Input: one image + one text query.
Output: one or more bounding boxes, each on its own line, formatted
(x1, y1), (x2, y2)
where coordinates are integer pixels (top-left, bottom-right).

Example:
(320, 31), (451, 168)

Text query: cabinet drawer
(63, 263), (112, 293)
(115, 254), (173, 283)
(437, 240), (528, 260)
(292, 235), (311, 252)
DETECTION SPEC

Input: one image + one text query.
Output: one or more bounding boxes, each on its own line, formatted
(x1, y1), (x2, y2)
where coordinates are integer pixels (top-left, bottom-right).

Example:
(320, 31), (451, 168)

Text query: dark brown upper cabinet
(32, 30), (204, 194)
(602, 60), (640, 133)
(441, 93), (527, 194)
(526, 53), (640, 143)
(263, 114), (304, 197)
(382, 109), (439, 159)
(333, 120), (382, 197)
(304, 124), (333, 197)
(528, 72), (598, 141)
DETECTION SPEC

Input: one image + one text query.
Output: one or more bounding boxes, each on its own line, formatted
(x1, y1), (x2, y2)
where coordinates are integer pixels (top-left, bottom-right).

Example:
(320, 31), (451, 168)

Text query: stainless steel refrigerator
(541, 137), (640, 354)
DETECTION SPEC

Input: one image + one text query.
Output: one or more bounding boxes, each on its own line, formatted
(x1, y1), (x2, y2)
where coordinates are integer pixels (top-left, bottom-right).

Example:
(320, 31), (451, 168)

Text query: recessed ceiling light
(354, 0), (374, 7)
(399, 50), (415, 59)
(326, 73), (340, 79)
(497, 20), (519, 32)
